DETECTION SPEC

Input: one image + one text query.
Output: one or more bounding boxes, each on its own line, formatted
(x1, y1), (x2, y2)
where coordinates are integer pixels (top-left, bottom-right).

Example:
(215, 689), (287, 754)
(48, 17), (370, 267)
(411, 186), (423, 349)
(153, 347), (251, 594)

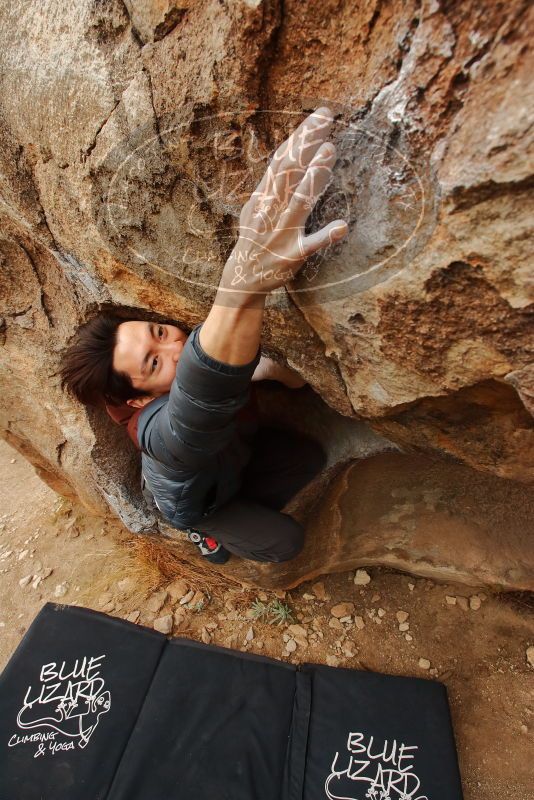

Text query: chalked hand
(221, 106), (349, 298)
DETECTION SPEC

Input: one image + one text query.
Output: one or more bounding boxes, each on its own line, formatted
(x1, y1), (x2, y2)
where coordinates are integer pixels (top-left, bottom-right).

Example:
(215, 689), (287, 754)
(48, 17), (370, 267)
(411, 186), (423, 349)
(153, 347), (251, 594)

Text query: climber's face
(113, 321), (188, 408)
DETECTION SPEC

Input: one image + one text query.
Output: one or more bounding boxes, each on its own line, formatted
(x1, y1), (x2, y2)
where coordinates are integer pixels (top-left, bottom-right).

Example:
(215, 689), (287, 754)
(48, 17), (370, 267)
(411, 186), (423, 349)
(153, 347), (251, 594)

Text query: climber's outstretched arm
(198, 106), (348, 367)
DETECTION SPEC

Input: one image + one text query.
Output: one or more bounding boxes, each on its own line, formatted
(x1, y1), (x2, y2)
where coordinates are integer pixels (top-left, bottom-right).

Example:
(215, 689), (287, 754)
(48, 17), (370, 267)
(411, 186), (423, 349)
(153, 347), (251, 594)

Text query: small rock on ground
(354, 569), (371, 585)
(146, 590), (168, 614)
(153, 614), (173, 634)
(166, 579), (189, 602)
(311, 581), (328, 600)
(470, 595), (482, 611)
(331, 602), (355, 618)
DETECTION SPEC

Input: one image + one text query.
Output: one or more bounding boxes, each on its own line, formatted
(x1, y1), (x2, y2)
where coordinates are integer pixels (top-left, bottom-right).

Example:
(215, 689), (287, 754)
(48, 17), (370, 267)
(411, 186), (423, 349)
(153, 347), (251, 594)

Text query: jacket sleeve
(138, 322), (261, 471)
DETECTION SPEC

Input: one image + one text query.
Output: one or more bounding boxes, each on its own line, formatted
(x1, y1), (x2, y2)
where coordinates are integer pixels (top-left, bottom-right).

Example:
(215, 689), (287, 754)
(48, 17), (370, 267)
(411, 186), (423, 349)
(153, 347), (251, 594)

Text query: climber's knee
(264, 516), (305, 563)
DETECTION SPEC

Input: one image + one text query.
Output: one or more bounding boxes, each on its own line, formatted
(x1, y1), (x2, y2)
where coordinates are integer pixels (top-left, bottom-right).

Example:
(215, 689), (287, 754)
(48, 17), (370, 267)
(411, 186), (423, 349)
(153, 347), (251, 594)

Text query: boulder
(158, 447), (534, 591)
(0, 0), (532, 589)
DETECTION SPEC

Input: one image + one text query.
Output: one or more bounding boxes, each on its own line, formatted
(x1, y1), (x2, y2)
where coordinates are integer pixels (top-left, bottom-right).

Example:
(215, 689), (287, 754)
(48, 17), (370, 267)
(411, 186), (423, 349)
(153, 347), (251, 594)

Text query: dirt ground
(1, 438), (533, 798)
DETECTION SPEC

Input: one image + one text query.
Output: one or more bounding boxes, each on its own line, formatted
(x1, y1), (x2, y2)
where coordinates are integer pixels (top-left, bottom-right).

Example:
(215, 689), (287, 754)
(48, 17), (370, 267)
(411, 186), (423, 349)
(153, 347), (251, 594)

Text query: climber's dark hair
(59, 312), (149, 408)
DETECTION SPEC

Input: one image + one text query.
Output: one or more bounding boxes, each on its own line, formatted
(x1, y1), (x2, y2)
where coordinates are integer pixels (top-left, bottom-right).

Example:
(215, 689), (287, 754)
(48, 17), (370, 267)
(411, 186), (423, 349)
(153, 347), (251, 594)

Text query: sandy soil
(0, 437), (533, 798)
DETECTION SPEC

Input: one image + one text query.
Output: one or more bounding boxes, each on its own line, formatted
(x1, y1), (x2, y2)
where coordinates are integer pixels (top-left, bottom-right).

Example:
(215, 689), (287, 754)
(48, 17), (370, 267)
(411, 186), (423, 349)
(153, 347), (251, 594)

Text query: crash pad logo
(325, 731), (429, 800)
(8, 654), (111, 757)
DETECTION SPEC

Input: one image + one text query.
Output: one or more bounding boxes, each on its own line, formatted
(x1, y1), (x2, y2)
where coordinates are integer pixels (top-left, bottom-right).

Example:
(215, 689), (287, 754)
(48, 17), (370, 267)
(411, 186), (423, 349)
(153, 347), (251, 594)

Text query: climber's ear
(126, 395), (154, 409)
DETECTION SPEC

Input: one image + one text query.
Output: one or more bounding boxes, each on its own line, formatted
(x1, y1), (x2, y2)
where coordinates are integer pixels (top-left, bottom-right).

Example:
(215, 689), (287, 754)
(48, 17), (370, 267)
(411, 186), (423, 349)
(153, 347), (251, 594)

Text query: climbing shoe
(185, 528), (231, 564)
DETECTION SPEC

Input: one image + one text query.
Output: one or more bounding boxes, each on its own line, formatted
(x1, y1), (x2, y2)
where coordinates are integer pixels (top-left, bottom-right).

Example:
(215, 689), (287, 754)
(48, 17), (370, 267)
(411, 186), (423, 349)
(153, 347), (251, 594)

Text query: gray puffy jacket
(137, 322), (261, 528)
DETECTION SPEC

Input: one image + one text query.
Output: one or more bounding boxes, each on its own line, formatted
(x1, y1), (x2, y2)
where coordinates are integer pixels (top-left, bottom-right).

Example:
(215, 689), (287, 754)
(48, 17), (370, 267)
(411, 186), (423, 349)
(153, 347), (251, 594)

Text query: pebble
(342, 642), (356, 658)
(329, 617), (344, 630)
(399, 622), (410, 632)
(354, 616), (365, 630)
(526, 646), (534, 668)
(245, 626), (254, 642)
(377, 608), (386, 618)
(418, 658), (431, 670)
(173, 608), (188, 630)
(288, 624), (307, 638)
(146, 590), (168, 614)
(445, 595), (457, 606)
(396, 610), (409, 624)
(180, 589), (195, 606)
(117, 578), (136, 593)
(18, 574), (32, 588)
(153, 615), (173, 634)
(469, 595), (481, 611)
(354, 569), (371, 586)
(405, 634), (413, 642)
(302, 593), (315, 601)
(456, 596), (469, 611)
(18, 550), (29, 561)
(326, 655), (340, 667)
(31, 576), (42, 590)
(126, 610), (140, 623)
(311, 582), (328, 601)
(201, 627), (212, 644)
(408, 583), (415, 591)
(166, 579), (189, 602)
(285, 639), (297, 653)
(54, 583), (68, 598)
(331, 602), (355, 618)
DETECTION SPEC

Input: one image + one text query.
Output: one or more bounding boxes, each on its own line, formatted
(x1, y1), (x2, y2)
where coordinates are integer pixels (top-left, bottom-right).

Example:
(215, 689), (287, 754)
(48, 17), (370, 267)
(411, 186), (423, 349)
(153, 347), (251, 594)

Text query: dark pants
(191, 426), (327, 563)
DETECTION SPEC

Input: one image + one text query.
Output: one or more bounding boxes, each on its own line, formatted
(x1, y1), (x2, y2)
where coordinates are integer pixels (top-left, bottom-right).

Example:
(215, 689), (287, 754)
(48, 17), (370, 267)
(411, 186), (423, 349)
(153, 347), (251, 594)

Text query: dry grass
(125, 534), (246, 595)
(73, 532), (247, 613)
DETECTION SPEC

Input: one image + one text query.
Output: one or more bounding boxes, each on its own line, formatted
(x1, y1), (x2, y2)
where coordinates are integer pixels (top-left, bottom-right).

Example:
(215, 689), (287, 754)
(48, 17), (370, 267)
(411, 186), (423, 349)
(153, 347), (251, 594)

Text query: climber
(59, 106), (349, 564)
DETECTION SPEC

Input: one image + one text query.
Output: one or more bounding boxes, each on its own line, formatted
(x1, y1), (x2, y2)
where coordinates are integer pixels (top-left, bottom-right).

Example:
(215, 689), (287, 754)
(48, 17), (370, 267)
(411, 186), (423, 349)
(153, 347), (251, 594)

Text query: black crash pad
(0, 603), (464, 800)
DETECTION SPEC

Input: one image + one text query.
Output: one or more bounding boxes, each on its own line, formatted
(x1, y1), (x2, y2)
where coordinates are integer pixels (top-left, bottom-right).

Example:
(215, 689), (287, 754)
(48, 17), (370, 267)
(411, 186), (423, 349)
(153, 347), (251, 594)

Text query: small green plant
(268, 599), (295, 626)
(250, 598), (269, 621)
(192, 600), (205, 613)
(247, 597), (295, 626)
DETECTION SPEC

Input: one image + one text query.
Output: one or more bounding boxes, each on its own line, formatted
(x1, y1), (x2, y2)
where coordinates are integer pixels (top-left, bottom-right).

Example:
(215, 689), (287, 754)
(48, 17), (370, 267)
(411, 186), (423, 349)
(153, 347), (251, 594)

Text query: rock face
(0, 1), (532, 587)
